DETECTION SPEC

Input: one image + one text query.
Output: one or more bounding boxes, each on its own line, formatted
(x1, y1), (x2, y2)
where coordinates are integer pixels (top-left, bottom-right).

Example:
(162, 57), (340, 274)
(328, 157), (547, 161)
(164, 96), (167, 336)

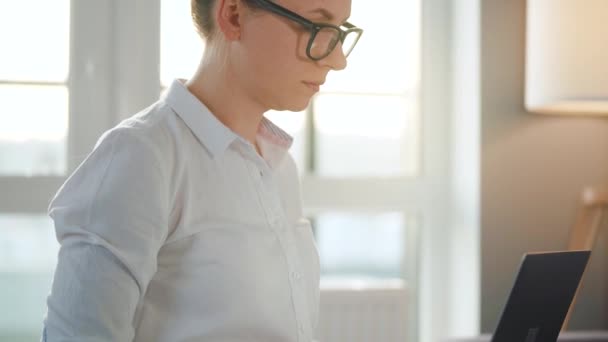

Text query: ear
(216, 0), (244, 41)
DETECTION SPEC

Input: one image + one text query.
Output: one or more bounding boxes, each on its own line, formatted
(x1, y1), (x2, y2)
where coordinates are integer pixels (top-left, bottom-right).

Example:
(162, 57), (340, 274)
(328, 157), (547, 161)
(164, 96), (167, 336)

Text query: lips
(303, 81), (323, 92)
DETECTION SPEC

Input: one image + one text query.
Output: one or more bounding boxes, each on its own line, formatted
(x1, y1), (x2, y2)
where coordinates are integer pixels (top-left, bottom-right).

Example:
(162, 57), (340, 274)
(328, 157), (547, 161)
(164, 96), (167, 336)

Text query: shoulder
(51, 102), (182, 204)
(49, 103), (180, 225)
(104, 102), (177, 156)
(92, 100), (197, 172)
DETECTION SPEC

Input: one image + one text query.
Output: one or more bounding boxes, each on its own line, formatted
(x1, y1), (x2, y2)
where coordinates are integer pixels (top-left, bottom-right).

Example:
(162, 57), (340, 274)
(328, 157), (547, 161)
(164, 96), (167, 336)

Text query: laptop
(491, 250), (591, 342)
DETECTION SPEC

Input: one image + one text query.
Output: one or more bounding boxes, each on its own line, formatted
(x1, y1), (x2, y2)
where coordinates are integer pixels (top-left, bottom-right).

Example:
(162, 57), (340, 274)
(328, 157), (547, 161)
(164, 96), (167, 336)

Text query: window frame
(0, 0), (455, 341)
(0, 0), (161, 213)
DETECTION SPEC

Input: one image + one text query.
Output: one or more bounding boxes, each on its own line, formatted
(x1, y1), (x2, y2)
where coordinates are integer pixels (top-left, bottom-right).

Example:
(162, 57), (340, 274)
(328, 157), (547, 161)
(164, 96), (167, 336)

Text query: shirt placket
(246, 153), (311, 342)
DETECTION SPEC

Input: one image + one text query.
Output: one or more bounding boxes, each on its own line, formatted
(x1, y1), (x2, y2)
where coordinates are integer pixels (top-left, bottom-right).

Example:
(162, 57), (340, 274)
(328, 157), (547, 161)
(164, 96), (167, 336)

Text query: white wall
(480, 0), (608, 332)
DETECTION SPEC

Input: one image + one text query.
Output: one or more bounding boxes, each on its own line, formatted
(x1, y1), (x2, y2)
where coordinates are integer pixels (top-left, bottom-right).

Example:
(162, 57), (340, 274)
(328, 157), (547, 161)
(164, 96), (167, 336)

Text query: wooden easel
(562, 187), (608, 330)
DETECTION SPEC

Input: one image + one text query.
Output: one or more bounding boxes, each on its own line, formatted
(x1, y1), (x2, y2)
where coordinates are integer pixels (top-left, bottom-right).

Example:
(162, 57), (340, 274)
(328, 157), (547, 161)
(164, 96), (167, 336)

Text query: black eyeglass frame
(249, 0), (363, 61)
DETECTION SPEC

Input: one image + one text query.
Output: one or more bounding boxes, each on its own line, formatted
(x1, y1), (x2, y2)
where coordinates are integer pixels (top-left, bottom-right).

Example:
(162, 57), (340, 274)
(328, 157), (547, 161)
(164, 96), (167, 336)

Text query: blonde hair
(191, 0), (260, 41)
(191, 0), (216, 40)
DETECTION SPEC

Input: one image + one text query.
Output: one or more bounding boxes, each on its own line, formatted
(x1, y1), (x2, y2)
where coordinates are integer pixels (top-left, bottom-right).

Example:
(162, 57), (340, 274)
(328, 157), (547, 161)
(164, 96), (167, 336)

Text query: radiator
(318, 280), (409, 342)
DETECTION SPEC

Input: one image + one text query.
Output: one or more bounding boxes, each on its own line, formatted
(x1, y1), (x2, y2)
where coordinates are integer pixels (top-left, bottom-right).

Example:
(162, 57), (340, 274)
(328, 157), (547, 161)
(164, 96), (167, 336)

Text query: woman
(42, 0), (362, 340)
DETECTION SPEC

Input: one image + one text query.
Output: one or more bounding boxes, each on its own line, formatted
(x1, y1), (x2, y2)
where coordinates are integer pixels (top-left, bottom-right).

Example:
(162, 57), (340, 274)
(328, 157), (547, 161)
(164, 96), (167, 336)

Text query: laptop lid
(491, 250), (591, 342)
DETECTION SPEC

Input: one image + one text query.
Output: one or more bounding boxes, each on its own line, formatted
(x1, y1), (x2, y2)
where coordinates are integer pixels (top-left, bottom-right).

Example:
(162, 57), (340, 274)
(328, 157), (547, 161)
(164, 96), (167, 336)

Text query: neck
(185, 50), (266, 147)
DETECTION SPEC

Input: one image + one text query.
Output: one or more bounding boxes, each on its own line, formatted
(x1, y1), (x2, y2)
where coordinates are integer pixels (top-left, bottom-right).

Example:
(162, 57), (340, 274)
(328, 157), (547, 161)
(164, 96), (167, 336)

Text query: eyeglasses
(249, 0), (363, 61)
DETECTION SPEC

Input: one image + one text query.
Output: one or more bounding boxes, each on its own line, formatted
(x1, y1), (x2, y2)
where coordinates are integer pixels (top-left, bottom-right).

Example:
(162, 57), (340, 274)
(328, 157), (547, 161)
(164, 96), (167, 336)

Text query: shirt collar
(257, 116), (294, 168)
(163, 79), (237, 157)
(163, 79), (293, 168)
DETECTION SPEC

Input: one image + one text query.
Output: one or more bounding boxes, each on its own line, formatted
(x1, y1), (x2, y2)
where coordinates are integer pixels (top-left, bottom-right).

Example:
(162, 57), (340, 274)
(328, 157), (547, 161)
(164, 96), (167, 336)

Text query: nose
(319, 43), (348, 71)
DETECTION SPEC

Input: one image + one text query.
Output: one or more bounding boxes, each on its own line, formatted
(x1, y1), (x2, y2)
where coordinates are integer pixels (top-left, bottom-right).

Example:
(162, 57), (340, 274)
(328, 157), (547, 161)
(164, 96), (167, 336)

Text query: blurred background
(1, 0), (607, 341)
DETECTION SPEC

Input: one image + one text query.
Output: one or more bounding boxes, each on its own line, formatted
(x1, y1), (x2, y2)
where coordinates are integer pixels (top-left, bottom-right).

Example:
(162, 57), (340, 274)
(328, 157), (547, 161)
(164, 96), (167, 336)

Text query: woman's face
(232, 0), (352, 112)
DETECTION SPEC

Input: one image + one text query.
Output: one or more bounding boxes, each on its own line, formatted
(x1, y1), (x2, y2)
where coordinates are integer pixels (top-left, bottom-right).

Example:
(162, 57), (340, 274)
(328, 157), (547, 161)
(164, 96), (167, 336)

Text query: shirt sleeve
(43, 128), (169, 341)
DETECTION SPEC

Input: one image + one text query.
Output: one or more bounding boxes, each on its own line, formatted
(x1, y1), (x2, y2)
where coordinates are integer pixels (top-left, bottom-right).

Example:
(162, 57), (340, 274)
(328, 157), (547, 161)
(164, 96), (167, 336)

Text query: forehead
(277, 0), (352, 23)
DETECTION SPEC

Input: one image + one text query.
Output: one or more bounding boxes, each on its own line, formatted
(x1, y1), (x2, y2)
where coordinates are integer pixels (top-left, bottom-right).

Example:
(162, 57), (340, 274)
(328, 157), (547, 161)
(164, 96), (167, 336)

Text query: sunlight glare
(0, 85), (68, 142)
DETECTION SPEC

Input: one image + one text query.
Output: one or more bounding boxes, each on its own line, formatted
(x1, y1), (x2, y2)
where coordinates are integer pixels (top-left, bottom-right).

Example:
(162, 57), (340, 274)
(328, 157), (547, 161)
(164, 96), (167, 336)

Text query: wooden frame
(563, 187), (608, 330)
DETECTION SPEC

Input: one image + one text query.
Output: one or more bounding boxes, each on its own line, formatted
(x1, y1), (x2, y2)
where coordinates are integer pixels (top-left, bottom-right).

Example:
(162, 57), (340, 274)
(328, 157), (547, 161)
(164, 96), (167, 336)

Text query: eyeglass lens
(309, 28), (358, 59)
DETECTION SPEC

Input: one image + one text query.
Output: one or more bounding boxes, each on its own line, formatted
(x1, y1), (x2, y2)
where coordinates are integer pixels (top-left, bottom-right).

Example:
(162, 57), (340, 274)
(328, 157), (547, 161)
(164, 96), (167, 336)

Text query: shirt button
(291, 271), (301, 280)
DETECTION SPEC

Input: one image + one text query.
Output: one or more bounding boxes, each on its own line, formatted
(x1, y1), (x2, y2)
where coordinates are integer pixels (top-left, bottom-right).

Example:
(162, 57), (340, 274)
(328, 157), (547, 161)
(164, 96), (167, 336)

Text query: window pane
(0, 214), (57, 338)
(322, 0), (420, 94)
(0, 0), (70, 82)
(313, 211), (405, 280)
(161, 0), (205, 86)
(0, 85), (68, 176)
(264, 110), (307, 174)
(313, 94), (419, 178)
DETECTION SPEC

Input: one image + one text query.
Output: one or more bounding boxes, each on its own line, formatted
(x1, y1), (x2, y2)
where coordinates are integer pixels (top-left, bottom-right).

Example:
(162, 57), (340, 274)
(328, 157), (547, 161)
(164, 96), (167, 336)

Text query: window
(0, 1), (122, 340)
(0, 1), (70, 340)
(315, 211), (408, 279)
(0, 215), (57, 341)
(0, 1), (70, 176)
(1, 0), (449, 340)
(160, 0), (204, 88)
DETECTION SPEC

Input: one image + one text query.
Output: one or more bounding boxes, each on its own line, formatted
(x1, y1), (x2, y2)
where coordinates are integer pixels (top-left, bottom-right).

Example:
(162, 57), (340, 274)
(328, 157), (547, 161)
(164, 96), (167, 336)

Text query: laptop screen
(491, 250), (591, 342)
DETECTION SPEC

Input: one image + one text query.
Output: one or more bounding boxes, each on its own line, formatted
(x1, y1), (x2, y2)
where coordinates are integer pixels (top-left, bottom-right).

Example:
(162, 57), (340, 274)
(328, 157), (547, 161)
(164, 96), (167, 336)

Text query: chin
(290, 101), (311, 112)
(283, 95), (313, 112)
(268, 87), (314, 112)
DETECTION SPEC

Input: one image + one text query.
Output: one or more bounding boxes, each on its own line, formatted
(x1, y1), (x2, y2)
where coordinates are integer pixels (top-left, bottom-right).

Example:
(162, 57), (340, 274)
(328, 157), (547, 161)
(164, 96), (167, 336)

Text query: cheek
(265, 35), (305, 70)
(243, 19), (309, 71)
(237, 22), (314, 108)
(244, 30), (309, 87)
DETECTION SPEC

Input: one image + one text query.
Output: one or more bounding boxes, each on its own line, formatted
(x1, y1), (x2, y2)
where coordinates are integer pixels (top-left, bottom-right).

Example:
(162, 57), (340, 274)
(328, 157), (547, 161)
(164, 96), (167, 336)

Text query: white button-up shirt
(43, 79), (320, 342)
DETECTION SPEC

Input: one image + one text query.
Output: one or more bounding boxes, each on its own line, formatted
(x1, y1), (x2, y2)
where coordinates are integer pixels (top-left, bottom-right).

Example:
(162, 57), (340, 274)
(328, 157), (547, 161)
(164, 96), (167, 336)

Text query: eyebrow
(308, 8), (350, 23)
